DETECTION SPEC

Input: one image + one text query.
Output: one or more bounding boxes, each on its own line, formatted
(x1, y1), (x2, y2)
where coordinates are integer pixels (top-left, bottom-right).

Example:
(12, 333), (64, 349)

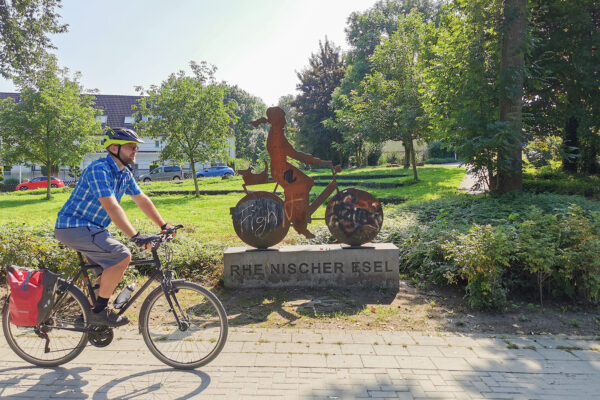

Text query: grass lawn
(0, 164), (465, 243)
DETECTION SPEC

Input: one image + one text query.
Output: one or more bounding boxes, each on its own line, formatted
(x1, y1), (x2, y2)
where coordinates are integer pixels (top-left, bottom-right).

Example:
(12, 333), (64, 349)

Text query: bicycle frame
(51, 243), (178, 333)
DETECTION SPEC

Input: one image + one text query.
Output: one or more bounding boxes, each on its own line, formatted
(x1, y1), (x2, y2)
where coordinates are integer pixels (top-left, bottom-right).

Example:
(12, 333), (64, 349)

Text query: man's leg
(97, 255), (130, 299)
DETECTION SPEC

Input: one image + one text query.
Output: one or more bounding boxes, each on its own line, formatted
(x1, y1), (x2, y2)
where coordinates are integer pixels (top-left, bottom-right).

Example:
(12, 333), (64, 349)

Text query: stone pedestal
(223, 243), (398, 289)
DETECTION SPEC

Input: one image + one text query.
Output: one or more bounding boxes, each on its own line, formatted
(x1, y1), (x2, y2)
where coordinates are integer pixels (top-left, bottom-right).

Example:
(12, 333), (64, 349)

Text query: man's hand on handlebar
(131, 232), (155, 250)
(161, 223), (177, 236)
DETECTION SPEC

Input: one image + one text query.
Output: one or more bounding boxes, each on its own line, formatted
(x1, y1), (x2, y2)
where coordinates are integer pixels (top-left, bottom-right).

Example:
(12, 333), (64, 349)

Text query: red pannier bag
(6, 266), (59, 327)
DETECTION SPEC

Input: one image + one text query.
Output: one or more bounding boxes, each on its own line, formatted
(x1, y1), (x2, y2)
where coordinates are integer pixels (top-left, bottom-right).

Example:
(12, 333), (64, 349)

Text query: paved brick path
(2, 327), (600, 399)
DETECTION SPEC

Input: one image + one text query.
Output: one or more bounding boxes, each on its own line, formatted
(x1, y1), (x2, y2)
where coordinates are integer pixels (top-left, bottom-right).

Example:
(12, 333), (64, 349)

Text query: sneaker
(88, 308), (130, 327)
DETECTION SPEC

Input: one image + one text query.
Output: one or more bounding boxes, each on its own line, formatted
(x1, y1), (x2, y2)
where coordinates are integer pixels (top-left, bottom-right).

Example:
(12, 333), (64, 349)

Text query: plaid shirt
(55, 155), (142, 229)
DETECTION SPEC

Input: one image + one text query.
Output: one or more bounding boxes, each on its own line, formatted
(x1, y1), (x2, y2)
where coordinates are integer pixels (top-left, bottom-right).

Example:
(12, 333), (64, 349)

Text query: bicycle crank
(89, 326), (114, 347)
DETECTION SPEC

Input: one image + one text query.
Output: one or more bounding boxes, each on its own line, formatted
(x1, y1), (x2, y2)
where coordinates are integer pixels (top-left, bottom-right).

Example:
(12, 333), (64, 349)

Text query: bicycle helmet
(103, 127), (144, 148)
(103, 127), (144, 169)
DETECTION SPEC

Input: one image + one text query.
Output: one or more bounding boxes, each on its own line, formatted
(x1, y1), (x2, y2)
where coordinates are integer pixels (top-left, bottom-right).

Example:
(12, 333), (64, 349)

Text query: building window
(124, 116), (135, 124)
(155, 140), (160, 148)
(96, 115), (107, 124)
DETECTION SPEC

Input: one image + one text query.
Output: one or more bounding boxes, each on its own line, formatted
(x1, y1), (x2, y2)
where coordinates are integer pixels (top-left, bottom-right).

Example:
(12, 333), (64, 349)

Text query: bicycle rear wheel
(140, 281), (228, 369)
(2, 281), (89, 367)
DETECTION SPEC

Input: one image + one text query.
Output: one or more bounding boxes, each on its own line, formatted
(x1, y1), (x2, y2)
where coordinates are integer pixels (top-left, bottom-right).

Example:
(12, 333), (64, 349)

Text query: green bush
(425, 157), (457, 164)
(366, 144), (383, 166)
(427, 141), (454, 159)
(523, 165), (600, 198)
(443, 225), (511, 310)
(0, 224), (80, 281)
(3, 178), (19, 187)
(387, 193), (600, 309)
(0, 222), (229, 285)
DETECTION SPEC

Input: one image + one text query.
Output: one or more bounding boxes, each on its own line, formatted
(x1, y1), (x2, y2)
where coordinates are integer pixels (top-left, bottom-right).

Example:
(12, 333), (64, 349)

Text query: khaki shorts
(54, 227), (131, 271)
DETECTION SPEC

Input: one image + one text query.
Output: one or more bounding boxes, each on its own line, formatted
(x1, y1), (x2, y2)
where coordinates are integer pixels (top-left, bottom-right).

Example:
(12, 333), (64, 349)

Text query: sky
(0, 0), (381, 106)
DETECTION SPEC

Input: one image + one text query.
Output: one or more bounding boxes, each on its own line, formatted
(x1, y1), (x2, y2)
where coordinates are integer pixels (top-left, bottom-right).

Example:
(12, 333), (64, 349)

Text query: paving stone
(1, 328), (600, 399)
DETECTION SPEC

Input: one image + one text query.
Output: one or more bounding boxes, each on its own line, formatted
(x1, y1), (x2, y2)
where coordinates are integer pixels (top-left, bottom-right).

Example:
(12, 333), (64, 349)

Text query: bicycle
(231, 164), (384, 248)
(1, 225), (228, 370)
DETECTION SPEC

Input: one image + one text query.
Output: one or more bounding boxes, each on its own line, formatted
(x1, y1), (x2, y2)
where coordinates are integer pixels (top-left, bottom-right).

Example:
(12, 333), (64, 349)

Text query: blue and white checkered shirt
(55, 155), (142, 229)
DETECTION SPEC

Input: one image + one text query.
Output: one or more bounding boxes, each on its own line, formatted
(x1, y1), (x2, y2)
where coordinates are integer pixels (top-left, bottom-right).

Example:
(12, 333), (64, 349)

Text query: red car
(15, 176), (65, 191)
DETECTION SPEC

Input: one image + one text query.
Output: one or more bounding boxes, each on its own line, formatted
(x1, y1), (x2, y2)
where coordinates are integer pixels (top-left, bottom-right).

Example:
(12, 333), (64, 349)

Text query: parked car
(137, 166), (184, 182)
(196, 165), (235, 178)
(15, 176), (65, 191)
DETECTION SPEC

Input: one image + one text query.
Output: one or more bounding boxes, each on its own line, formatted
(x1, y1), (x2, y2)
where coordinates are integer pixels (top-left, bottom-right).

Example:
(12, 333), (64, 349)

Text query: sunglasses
(122, 144), (139, 151)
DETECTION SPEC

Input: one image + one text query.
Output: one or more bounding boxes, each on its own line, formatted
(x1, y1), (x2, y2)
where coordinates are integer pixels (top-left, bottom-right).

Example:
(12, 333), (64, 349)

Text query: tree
(423, 0), (506, 192)
(496, 0), (527, 192)
(330, 12), (430, 179)
(277, 94), (300, 148)
(136, 61), (235, 197)
(224, 85), (267, 164)
(525, 0), (600, 175)
(0, 0), (67, 79)
(332, 0), (439, 165)
(293, 38), (346, 165)
(0, 56), (101, 199)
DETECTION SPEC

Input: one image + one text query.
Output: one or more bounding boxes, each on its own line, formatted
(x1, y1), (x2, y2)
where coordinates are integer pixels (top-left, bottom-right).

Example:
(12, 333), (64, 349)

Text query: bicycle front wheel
(140, 281), (228, 369)
(2, 281), (89, 367)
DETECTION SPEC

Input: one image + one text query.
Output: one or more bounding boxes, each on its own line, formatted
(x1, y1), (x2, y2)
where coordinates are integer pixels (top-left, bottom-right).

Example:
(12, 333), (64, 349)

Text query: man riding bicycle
(54, 127), (173, 327)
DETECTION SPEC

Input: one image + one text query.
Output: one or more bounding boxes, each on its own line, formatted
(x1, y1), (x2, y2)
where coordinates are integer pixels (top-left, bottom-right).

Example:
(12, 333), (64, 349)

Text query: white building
(0, 93), (235, 181)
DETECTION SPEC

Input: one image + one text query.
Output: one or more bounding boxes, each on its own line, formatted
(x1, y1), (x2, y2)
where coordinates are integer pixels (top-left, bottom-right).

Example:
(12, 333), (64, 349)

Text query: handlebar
(150, 224), (184, 249)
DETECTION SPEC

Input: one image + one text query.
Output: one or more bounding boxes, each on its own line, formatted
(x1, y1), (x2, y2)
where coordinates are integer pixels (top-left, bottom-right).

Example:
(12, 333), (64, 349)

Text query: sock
(92, 296), (109, 313)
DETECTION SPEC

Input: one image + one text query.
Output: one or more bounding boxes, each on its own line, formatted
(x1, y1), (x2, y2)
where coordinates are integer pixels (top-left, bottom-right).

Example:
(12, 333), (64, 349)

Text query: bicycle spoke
(2, 285), (89, 366)
(142, 282), (227, 368)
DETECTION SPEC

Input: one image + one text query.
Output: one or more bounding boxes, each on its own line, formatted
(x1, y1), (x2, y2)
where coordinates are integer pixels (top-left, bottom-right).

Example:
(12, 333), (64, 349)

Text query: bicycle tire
(2, 280), (90, 367)
(139, 281), (228, 369)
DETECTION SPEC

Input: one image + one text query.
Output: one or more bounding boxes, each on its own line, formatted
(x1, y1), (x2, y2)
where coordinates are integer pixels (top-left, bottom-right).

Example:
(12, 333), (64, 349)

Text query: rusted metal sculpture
(230, 106), (383, 249)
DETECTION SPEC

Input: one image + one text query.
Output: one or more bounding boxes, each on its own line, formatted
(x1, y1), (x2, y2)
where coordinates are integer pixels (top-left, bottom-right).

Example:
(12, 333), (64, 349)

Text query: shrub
(0, 224), (80, 281)
(443, 225), (511, 310)
(386, 152), (400, 164)
(523, 165), (600, 198)
(366, 144), (383, 166)
(427, 141), (454, 159)
(0, 221), (230, 286)
(149, 161), (160, 172)
(386, 193), (600, 309)
(424, 157), (457, 164)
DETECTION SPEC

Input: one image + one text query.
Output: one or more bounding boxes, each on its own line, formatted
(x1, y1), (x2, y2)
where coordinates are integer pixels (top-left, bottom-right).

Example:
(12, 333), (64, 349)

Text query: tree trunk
(562, 115), (579, 173)
(190, 157), (199, 197)
(409, 137), (418, 181)
(46, 163), (52, 200)
(403, 141), (410, 169)
(496, 0), (527, 193)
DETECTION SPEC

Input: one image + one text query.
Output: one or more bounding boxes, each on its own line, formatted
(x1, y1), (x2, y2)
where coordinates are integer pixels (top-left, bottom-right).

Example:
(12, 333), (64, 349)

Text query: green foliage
(3, 178), (18, 187)
(443, 225), (511, 310)
(422, 0), (505, 190)
(526, 0), (600, 175)
(425, 157), (457, 165)
(0, 56), (102, 200)
(0, 0), (67, 79)
(427, 141), (454, 159)
(366, 143), (383, 166)
(67, 164), (81, 179)
(523, 166), (600, 198)
(224, 85), (267, 163)
(136, 61), (235, 197)
(330, 11), (430, 180)
(0, 166), (3, 183)
(0, 222), (227, 285)
(149, 161), (160, 172)
(523, 136), (562, 168)
(0, 224), (80, 281)
(293, 39), (346, 165)
(388, 193), (600, 309)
